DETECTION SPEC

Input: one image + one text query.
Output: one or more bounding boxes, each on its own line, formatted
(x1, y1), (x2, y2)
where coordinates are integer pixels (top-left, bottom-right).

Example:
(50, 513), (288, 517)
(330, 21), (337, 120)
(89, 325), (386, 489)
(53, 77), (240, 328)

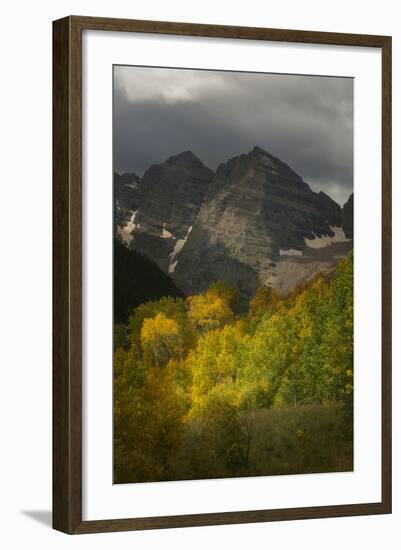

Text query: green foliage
(189, 323), (244, 410)
(168, 403), (353, 480)
(249, 285), (282, 321)
(189, 387), (248, 477)
(113, 323), (129, 351)
(114, 358), (187, 483)
(113, 254), (354, 482)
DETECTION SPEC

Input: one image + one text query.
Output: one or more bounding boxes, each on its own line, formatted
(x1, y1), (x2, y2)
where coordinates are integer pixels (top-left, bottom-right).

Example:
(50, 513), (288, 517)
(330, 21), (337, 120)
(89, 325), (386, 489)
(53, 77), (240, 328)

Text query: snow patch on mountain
(168, 260), (179, 274)
(280, 249), (303, 257)
(118, 210), (138, 245)
(168, 226), (193, 273)
(160, 224), (175, 239)
(304, 226), (350, 249)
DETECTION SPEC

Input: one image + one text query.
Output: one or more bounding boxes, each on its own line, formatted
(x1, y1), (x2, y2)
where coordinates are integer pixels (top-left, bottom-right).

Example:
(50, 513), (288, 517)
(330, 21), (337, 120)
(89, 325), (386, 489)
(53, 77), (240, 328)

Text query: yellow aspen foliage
(140, 313), (181, 368)
(249, 286), (281, 318)
(187, 293), (233, 332)
(114, 255), (354, 483)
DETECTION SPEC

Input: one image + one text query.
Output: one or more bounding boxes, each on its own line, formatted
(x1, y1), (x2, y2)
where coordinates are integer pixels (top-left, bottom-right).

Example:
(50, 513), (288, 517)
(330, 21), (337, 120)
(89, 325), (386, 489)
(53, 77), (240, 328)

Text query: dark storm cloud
(113, 66), (353, 205)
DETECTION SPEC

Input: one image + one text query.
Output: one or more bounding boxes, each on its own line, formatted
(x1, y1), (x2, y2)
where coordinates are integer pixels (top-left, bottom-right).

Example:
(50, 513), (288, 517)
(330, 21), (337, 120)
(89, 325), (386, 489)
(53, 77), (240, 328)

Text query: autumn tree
(249, 285), (281, 319)
(114, 340), (187, 483)
(128, 296), (196, 355)
(187, 285), (235, 333)
(208, 281), (241, 312)
(187, 323), (244, 410)
(190, 387), (247, 477)
(320, 254), (353, 421)
(114, 256), (354, 482)
(140, 312), (181, 368)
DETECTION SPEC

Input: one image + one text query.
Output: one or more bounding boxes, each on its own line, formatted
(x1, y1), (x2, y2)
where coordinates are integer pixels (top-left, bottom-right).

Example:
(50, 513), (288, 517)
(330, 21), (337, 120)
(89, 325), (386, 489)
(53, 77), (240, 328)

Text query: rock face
(173, 147), (350, 297)
(116, 146), (353, 298)
(125, 151), (214, 272)
(342, 193), (354, 238)
(114, 172), (141, 232)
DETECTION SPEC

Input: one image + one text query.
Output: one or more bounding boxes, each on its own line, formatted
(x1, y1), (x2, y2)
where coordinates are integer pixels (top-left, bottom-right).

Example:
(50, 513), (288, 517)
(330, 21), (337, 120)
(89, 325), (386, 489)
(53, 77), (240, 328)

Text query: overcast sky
(113, 65), (353, 205)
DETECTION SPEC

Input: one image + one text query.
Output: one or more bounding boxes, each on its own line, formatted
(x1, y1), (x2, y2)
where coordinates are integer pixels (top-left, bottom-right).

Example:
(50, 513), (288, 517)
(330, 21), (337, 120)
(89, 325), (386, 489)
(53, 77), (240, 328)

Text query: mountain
(171, 147), (352, 297)
(113, 240), (184, 323)
(342, 193), (354, 238)
(123, 151), (214, 272)
(114, 172), (142, 236)
(116, 146), (353, 298)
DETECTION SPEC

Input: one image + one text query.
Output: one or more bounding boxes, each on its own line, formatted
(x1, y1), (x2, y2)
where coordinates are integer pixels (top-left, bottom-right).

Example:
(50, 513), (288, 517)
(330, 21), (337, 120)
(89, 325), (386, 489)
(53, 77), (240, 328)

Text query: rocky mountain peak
(165, 150), (206, 169)
(249, 145), (305, 182)
(120, 151), (215, 273)
(214, 146), (307, 194)
(249, 145), (281, 166)
(251, 145), (268, 155)
(116, 147), (353, 300)
(172, 147), (348, 297)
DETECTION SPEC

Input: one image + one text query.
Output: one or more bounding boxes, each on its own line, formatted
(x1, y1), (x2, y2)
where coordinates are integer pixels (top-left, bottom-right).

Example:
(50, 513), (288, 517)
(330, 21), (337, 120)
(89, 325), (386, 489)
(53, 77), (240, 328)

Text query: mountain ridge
(115, 146), (353, 298)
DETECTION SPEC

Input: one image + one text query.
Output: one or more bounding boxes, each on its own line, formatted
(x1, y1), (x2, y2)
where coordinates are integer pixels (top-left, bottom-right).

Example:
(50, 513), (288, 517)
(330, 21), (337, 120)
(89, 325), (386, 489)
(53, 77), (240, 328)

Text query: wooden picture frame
(53, 15), (392, 534)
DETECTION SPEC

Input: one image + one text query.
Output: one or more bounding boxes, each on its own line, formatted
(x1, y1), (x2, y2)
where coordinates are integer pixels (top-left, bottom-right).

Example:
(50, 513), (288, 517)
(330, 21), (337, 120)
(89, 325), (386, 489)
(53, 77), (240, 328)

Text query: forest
(113, 253), (353, 483)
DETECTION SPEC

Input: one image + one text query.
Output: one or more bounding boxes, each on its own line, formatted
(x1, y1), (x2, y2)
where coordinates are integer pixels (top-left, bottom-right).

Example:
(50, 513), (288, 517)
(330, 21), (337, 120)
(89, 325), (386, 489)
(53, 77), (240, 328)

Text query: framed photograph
(53, 16), (392, 534)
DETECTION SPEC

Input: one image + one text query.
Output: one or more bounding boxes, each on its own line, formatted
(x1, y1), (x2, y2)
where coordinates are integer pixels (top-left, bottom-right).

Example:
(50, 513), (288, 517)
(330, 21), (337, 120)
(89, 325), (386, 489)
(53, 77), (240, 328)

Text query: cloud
(115, 65), (228, 104)
(113, 66), (353, 205)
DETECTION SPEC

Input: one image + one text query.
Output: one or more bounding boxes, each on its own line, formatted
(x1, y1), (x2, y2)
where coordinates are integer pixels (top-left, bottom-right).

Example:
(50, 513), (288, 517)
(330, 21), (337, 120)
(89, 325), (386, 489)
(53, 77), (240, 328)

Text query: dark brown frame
(53, 15), (392, 534)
